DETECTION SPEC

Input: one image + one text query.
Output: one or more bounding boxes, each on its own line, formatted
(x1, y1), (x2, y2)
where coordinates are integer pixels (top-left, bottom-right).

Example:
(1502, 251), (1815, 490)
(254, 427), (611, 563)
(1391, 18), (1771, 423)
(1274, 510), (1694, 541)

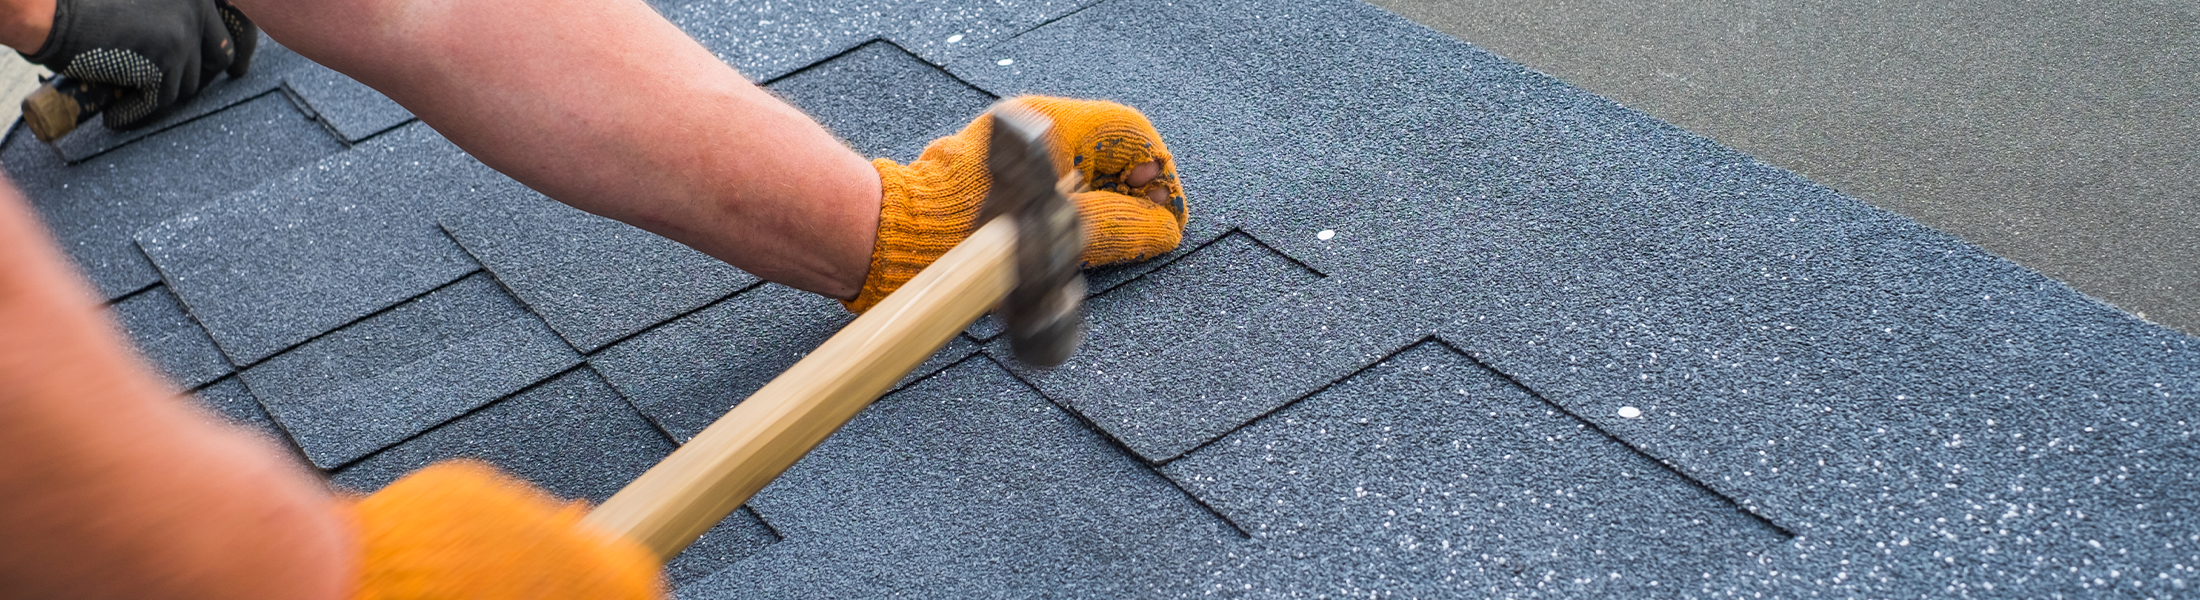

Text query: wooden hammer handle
(583, 218), (1020, 561)
(20, 77), (122, 144)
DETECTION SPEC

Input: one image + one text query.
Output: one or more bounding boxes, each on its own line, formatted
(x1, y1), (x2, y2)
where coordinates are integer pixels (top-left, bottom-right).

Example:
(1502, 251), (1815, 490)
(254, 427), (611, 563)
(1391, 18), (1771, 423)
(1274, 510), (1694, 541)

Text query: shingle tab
(283, 62), (416, 143)
(996, 232), (1433, 462)
(442, 188), (755, 353)
(110, 285), (231, 389)
(6, 92), (342, 299)
(192, 376), (288, 444)
(946, 0), (2200, 594)
(242, 273), (580, 469)
(51, 35), (322, 162)
(590, 284), (973, 443)
(764, 40), (995, 161)
(682, 358), (1234, 598)
(136, 123), (491, 365)
(1164, 341), (1787, 597)
(332, 367), (777, 584)
(669, 0), (1095, 83)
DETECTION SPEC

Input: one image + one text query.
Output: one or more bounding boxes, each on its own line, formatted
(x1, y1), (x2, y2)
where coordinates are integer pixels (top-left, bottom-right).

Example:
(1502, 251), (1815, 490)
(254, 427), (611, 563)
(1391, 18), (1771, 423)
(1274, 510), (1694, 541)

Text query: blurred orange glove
(346, 461), (666, 600)
(848, 96), (1188, 312)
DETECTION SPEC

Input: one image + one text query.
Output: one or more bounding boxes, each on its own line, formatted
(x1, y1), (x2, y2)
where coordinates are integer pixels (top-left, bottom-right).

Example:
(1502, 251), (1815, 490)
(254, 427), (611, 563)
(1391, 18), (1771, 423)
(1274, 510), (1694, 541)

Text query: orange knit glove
(346, 461), (667, 600)
(846, 96), (1188, 312)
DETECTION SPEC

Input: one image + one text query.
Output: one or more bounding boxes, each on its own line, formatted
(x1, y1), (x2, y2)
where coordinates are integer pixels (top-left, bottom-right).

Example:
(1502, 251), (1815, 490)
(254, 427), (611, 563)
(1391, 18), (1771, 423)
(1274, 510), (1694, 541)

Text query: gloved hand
(348, 461), (668, 599)
(849, 96), (1189, 313)
(19, 0), (258, 130)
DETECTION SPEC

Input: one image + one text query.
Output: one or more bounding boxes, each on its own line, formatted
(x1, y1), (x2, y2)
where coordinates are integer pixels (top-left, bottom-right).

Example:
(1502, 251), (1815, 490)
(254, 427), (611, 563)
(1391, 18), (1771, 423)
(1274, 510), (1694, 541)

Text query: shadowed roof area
(8, 0), (2197, 596)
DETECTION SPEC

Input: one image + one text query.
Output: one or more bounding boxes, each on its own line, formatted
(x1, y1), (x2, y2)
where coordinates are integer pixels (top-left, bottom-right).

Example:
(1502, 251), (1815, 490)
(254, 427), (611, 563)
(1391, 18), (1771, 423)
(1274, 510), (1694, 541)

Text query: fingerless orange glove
(848, 96), (1188, 312)
(347, 461), (666, 600)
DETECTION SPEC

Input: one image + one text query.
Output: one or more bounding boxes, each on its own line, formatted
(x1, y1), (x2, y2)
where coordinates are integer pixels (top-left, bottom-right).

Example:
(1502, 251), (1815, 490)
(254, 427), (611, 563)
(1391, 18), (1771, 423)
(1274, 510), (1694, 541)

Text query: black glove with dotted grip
(19, 0), (257, 130)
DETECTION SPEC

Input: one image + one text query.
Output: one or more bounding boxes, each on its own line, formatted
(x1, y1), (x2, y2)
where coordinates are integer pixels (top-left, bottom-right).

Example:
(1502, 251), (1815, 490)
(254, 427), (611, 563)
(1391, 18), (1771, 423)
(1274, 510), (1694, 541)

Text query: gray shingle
(590, 284), (848, 442)
(944, 0), (2200, 594)
(5, 92), (342, 299)
(764, 40), (995, 161)
(283, 62), (415, 143)
(669, 0), (1095, 83)
(191, 376), (288, 443)
(331, 366), (777, 585)
(110, 285), (231, 389)
(1164, 341), (1787, 597)
(996, 232), (1433, 462)
(242, 273), (580, 469)
(136, 123), (492, 365)
(681, 358), (1235, 598)
(52, 34), (322, 162)
(590, 284), (980, 443)
(441, 187), (755, 353)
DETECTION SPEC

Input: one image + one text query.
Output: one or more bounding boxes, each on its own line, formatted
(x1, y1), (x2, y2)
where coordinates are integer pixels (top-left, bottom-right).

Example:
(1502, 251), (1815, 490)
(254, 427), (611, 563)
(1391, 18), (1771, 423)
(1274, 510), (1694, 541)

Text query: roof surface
(8, 0), (2199, 597)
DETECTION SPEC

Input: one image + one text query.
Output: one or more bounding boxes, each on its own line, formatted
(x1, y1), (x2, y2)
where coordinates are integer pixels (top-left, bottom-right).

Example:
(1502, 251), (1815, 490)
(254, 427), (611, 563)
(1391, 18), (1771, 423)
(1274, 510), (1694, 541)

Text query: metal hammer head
(980, 104), (1087, 367)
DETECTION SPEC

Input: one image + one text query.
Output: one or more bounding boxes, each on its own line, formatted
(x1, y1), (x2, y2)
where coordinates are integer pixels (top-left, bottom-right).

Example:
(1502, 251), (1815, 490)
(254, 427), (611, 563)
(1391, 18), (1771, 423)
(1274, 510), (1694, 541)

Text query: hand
(19, 0), (257, 130)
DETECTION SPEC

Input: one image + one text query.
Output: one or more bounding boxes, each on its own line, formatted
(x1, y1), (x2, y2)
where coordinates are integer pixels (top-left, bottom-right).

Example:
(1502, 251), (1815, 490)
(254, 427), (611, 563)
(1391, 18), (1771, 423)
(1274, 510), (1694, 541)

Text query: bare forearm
(0, 181), (352, 600)
(0, 0), (52, 51)
(235, 0), (880, 298)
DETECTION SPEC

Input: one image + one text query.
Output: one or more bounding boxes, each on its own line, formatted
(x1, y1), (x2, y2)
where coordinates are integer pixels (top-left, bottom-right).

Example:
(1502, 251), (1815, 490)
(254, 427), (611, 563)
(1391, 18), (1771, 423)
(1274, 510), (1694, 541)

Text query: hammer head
(980, 104), (1087, 367)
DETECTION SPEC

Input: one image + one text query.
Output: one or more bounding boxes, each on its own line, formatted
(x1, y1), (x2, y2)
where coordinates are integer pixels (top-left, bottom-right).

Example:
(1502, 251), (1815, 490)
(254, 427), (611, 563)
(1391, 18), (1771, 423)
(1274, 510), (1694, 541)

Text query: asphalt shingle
(192, 375), (289, 444)
(332, 366), (778, 584)
(590, 283), (981, 443)
(136, 123), (493, 365)
(1164, 341), (1788, 597)
(241, 273), (580, 469)
(5, 0), (2195, 595)
(110, 285), (231, 389)
(50, 34), (322, 162)
(5, 91), (343, 299)
(681, 358), (1236, 598)
(283, 62), (416, 143)
(998, 231), (1433, 462)
(763, 40), (995, 161)
(670, 0), (1095, 83)
(442, 188), (755, 353)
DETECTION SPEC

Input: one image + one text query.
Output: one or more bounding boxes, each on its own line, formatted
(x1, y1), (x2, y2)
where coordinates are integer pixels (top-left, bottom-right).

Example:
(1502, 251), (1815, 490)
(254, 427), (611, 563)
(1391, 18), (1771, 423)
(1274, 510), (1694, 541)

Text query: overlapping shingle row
(6, 0), (2195, 596)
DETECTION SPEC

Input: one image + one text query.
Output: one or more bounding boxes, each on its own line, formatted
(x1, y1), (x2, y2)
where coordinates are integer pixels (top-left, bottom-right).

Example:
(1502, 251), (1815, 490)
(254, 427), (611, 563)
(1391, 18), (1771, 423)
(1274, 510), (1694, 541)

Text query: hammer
(19, 77), (124, 144)
(581, 104), (1088, 560)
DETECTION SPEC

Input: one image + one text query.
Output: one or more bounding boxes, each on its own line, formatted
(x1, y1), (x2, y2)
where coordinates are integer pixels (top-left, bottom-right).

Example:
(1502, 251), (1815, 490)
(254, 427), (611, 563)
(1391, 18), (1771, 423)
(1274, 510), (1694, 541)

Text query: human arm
(0, 178), (356, 600)
(231, 0), (885, 299)
(0, 0), (51, 50)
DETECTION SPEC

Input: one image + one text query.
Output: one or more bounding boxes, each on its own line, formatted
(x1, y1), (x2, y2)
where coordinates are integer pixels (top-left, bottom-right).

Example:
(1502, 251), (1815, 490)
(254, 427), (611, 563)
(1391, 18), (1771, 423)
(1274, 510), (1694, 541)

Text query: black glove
(20, 0), (258, 130)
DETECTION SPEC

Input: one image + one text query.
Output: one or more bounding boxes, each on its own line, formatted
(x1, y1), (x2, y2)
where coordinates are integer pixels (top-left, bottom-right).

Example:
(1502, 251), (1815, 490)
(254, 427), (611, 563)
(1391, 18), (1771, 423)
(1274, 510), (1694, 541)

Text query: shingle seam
(886, 338), (984, 392)
(278, 79), (420, 147)
(216, 267), (488, 371)
(1428, 334), (1799, 540)
(740, 505), (786, 545)
(322, 361), (613, 473)
(757, 38), (899, 87)
(341, 118), (421, 147)
(276, 80), (423, 148)
(978, 351), (1251, 538)
(567, 277), (771, 359)
(197, 373), (317, 469)
(60, 88), (292, 165)
(1231, 228), (1330, 279)
(760, 38), (1002, 107)
(101, 280), (163, 307)
(274, 84), (319, 121)
(987, 0), (1111, 48)
(1158, 334), (1445, 465)
(972, 227), (1272, 343)
(593, 362), (690, 450)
